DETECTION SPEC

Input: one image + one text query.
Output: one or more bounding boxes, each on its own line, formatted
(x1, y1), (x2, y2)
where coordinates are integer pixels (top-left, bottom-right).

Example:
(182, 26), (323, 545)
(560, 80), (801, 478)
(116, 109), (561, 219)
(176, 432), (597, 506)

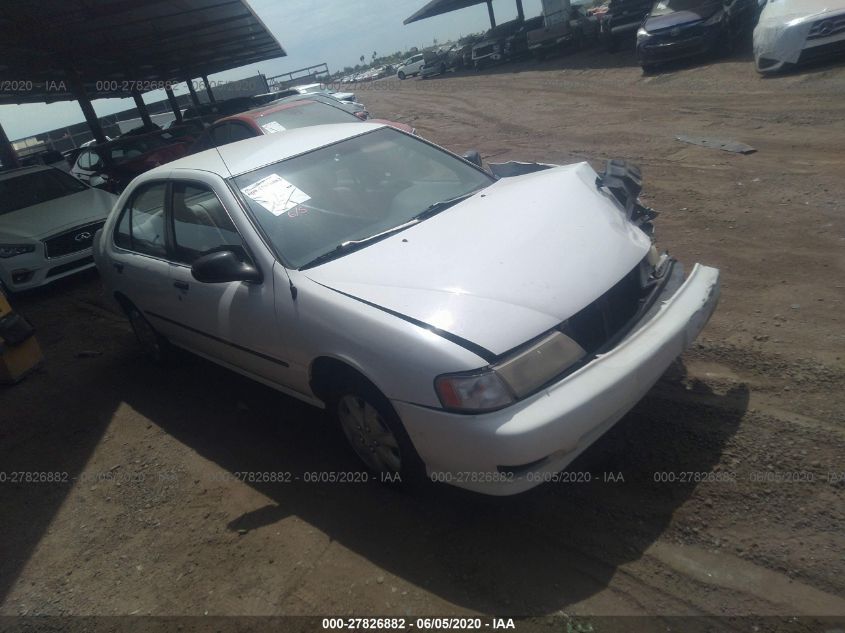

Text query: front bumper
(638, 28), (720, 64)
(754, 12), (845, 72)
(393, 263), (720, 495)
(0, 248), (96, 292)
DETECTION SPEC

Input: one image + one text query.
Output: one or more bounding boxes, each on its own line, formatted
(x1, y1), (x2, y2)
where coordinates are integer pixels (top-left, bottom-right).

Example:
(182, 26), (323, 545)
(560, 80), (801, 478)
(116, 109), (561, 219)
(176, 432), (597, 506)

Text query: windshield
(0, 169), (88, 215)
(255, 102), (357, 133)
(232, 127), (494, 268)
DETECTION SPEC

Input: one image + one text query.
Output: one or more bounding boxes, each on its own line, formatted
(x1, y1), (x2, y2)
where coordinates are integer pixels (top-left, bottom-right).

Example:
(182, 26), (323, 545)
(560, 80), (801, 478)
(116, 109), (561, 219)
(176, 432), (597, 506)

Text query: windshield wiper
(299, 189), (483, 270)
(299, 218), (420, 269)
(414, 189), (482, 221)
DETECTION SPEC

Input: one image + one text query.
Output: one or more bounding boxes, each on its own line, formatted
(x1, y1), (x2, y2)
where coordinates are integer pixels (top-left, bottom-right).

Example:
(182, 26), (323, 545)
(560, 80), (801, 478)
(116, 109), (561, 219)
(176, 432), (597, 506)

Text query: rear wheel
(125, 303), (169, 364)
(397, 71), (406, 80)
(329, 376), (426, 487)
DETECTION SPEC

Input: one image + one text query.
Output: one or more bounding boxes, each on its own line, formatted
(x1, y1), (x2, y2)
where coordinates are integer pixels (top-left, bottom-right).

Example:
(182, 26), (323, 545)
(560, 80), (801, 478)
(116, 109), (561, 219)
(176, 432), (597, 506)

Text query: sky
(0, 0), (543, 141)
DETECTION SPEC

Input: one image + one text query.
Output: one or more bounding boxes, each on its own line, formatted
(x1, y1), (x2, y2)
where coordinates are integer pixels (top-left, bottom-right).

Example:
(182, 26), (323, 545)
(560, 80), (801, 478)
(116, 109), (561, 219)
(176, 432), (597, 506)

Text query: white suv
(397, 54), (425, 80)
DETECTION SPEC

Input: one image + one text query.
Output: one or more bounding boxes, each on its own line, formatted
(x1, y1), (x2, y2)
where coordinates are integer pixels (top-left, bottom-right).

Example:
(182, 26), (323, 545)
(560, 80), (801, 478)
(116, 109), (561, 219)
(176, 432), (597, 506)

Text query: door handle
(173, 281), (189, 291)
(112, 262), (124, 273)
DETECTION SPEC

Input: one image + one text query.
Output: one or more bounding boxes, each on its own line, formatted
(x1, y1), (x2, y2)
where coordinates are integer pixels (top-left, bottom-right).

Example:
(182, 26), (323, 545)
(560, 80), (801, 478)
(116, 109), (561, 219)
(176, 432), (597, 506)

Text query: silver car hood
(304, 163), (652, 356)
(0, 187), (116, 240)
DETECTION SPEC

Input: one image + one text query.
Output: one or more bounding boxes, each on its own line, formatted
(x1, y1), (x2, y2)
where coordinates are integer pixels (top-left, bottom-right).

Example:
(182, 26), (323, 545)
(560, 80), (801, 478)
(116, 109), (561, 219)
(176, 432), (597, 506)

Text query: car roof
(0, 164), (52, 182)
(150, 122), (386, 178)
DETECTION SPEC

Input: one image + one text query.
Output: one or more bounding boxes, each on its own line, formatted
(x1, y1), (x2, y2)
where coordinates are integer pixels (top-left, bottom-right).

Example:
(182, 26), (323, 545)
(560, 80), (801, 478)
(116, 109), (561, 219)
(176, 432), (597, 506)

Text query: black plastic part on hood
(596, 159), (659, 235)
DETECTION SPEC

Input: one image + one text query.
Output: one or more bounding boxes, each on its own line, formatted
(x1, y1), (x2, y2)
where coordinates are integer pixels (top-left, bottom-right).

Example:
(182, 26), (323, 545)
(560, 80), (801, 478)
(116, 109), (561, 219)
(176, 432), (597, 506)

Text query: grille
(43, 221), (105, 259)
(650, 23), (704, 39)
(808, 15), (845, 40)
(563, 262), (650, 355)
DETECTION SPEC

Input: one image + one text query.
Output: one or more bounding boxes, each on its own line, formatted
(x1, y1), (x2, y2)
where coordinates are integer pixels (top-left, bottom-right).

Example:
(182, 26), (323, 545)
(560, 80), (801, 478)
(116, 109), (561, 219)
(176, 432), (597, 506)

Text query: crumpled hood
(754, 0), (845, 64)
(0, 187), (117, 240)
(304, 163), (652, 357)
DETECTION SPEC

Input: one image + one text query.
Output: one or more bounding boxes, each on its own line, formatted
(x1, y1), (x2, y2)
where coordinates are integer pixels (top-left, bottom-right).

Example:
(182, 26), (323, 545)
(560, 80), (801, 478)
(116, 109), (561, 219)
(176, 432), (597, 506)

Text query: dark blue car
(636, 0), (756, 72)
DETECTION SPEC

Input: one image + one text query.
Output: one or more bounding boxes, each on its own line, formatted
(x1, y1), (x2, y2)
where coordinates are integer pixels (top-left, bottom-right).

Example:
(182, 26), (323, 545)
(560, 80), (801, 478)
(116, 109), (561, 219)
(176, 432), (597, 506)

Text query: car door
(163, 178), (292, 385)
(108, 181), (175, 334)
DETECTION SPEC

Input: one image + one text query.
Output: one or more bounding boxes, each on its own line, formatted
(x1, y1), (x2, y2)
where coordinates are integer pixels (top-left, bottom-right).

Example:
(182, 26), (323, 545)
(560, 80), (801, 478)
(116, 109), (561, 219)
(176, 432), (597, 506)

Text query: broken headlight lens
(0, 244), (36, 258)
(494, 332), (586, 398)
(435, 332), (587, 412)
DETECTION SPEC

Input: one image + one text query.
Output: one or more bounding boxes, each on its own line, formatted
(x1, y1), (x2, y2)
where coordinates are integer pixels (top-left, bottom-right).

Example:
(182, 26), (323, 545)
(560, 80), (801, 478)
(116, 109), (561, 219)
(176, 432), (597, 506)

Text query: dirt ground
(1, 43), (845, 629)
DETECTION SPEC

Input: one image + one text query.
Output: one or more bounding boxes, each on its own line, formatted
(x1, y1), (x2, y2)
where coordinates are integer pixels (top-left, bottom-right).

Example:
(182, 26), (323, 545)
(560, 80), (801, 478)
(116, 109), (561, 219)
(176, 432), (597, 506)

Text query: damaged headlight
(435, 332), (586, 412)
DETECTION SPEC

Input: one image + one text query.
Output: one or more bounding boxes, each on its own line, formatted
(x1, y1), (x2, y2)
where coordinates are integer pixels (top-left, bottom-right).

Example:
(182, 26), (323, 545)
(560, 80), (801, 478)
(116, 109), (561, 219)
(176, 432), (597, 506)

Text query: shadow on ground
(0, 275), (747, 614)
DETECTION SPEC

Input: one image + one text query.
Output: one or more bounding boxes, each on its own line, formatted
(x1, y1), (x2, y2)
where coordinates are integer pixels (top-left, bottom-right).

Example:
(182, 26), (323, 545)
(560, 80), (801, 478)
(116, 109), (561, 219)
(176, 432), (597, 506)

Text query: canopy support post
(132, 90), (153, 129)
(202, 75), (216, 103)
(165, 86), (183, 124)
(66, 69), (106, 144)
(0, 121), (20, 169)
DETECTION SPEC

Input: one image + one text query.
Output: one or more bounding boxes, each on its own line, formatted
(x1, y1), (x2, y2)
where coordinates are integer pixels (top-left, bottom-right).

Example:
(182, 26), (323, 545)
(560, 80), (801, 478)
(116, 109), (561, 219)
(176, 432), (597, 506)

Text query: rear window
(0, 169), (88, 215)
(255, 102), (355, 133)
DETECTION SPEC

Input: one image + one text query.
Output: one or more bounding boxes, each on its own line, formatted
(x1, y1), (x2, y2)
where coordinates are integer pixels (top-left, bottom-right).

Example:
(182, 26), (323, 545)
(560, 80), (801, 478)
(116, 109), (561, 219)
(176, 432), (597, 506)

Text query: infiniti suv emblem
(818, 20), (834, 36)
(74, 231), (92, 242)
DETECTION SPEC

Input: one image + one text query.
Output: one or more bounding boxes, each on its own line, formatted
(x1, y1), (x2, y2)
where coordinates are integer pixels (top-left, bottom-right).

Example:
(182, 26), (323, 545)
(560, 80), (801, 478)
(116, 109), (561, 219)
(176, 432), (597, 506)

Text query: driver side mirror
(462, 150), (483, 168)
(191, 249), (262, 284)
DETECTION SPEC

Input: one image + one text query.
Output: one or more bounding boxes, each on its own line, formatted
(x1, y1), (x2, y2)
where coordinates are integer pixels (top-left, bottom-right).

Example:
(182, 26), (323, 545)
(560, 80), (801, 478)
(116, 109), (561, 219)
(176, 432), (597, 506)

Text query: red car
(69, 129), (194, 193)
(189, 99), (416, 154)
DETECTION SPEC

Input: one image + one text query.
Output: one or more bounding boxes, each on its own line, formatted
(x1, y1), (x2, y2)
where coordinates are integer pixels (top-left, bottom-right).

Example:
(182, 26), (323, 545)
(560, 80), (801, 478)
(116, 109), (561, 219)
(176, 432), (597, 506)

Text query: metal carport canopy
(0, 0), (287, 105)
(404, 0), (524, 26)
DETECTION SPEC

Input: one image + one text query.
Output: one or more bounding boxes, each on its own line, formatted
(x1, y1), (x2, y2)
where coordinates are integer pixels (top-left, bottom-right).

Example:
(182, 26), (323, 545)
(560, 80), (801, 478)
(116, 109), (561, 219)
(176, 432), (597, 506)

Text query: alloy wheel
(337, 394), (402, 474)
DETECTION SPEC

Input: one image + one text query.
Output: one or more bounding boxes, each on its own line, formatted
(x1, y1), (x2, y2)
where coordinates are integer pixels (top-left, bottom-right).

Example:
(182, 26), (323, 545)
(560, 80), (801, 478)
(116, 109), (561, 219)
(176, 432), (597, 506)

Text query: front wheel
(397, 71), (406, 80)
(125, 303), (169, 364)
(329, 378), (426, 487)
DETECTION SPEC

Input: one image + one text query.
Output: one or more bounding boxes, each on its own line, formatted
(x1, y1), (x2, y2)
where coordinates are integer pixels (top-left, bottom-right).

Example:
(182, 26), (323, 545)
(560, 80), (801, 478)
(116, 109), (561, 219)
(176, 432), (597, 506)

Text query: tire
(328, 375), (426, 488)
(397, 71), (406, 80)
(606, 35), (618, 53)
(641, 63), (657, 75)
(124, 302), (170, 364)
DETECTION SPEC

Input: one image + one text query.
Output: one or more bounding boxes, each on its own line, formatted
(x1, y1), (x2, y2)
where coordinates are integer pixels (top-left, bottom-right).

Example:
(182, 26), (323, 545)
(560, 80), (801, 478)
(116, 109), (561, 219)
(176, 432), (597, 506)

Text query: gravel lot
(1, 43), (844, 629)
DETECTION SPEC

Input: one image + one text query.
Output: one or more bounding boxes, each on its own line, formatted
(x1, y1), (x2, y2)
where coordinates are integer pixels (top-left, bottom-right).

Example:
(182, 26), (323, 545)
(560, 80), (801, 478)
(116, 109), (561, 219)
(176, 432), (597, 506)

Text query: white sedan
(0, 165), (118, 292)
(754, 0), (845, 73)
(93, 123), (720, 495)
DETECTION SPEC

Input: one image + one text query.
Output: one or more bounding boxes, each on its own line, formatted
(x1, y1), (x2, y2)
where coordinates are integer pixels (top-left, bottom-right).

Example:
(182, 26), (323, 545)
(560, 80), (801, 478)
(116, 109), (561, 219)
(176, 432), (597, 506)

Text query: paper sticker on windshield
(260, 121), (285, 134)
(240, 174), (310, 216)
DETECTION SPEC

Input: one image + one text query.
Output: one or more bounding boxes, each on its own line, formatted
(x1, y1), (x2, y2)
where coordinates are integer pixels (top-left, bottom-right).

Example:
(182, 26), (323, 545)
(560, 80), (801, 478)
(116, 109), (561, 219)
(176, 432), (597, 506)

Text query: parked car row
(400, 0), (844, 77)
